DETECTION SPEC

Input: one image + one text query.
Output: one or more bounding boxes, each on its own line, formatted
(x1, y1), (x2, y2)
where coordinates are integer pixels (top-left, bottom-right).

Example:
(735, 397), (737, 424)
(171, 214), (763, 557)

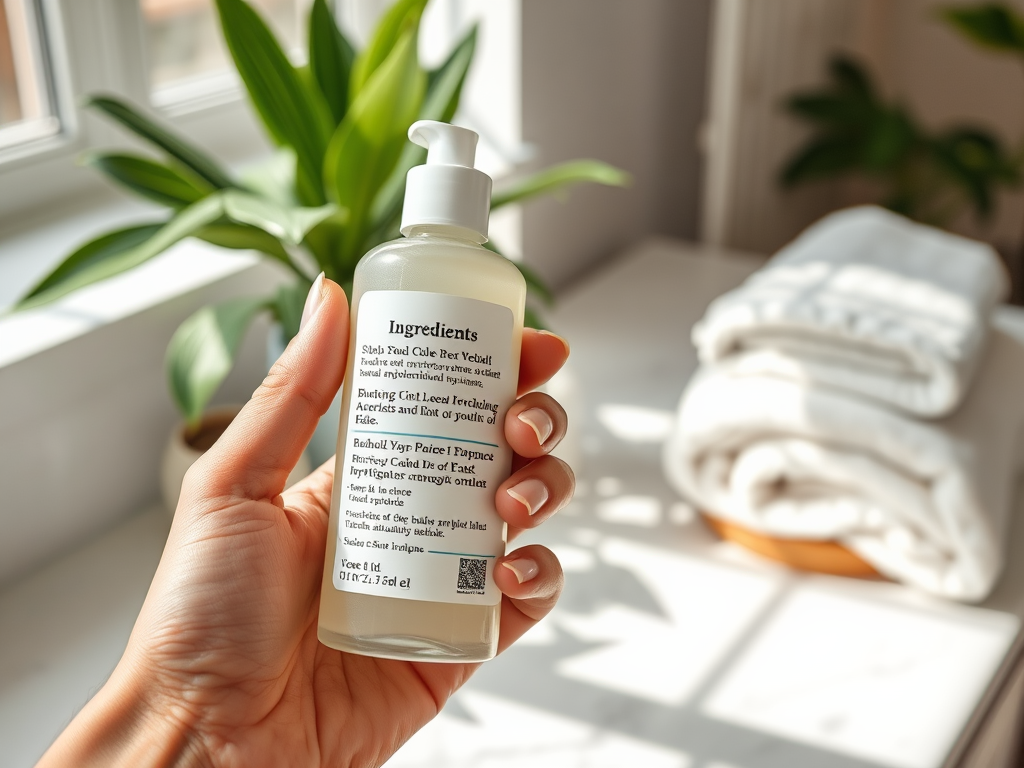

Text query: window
(143, 0), (311, 109)
(0, 0), (58, 149)
(0, 0), (521, 245)
(0, 0), (286, 228)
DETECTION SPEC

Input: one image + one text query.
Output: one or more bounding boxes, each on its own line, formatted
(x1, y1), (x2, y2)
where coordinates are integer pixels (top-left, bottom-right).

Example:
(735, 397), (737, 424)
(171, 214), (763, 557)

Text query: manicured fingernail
(518, 407), (554, 445)
(507, 478), (549, 516)
(299, 272), (326, 333)
(502, 558), (539, 584)
(538, 329), (570, 356)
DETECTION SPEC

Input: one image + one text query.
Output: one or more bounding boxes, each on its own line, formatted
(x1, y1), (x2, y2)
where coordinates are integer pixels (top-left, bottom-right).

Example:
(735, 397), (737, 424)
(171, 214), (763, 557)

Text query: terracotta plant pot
(160, 404), (312, 515)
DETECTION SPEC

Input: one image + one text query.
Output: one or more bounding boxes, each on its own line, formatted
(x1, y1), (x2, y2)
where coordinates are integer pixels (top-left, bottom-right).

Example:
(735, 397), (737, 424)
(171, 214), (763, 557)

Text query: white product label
(332, 291), (516, 605)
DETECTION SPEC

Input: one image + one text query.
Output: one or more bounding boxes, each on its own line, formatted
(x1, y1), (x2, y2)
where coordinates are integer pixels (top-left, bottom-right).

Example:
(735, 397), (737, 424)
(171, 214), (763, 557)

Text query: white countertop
(5, 238), (1024, 768)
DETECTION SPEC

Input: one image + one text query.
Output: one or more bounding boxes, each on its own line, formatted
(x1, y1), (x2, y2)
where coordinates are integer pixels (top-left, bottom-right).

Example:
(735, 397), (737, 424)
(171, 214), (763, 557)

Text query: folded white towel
(694, 206), (1009, 417)
(663, 321), (1024, 602)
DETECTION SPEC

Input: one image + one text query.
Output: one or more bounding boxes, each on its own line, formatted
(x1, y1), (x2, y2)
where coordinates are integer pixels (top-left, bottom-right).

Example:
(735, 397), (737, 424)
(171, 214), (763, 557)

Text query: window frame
(0, 0), (271, 232)
(0, 0), (523, 249)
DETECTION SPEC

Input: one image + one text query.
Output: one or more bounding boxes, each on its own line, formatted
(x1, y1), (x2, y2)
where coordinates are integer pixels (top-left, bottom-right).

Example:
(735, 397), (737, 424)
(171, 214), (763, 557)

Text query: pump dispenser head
(401, 120), (492, 241)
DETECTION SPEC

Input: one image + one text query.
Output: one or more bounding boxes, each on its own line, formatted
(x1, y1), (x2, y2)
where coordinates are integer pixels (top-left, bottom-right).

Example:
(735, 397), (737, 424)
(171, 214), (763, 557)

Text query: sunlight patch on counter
(386, 689), (692, 768)
(702, 588), (1018, 768)
(552, 537), (781, 706)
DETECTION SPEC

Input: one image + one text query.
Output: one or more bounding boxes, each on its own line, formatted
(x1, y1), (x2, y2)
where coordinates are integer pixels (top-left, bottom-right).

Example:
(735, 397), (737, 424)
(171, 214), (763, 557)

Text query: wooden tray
(701, 512), (883, 579)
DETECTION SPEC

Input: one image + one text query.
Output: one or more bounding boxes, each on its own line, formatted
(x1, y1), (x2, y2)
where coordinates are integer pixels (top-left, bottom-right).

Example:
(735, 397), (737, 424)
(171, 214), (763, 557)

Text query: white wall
(701, 0), (1024, 257)
(341, 0), (712, 288)
(0, 254), (287, 587)
(870, 0), (1024, 250)
(701, 0), (868, 255)
(519, 0), (711, 290)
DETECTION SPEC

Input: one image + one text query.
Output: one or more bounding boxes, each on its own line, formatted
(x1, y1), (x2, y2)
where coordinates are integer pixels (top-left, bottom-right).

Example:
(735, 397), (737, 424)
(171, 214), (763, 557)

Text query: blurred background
(6, 1), (1024, 767)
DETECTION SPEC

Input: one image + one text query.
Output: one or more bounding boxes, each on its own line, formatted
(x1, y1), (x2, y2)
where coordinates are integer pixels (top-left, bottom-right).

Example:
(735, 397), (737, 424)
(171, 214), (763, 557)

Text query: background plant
(16, 0), (627, 429)
(780, 53), (1018, 226)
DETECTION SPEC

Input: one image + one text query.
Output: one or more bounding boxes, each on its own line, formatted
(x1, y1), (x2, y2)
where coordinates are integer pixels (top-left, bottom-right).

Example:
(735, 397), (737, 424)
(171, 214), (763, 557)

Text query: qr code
(457, 557), (487, 593)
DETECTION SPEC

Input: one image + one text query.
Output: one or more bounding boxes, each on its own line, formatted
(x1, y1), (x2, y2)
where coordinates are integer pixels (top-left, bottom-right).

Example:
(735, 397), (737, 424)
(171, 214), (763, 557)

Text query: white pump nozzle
(401, 120), (492, 240)
(409, 120), (479, 167)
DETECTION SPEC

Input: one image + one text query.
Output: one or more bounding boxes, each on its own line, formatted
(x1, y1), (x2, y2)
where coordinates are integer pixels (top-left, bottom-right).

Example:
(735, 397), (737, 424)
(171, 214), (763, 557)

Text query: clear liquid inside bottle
(317, 226), (526, 662)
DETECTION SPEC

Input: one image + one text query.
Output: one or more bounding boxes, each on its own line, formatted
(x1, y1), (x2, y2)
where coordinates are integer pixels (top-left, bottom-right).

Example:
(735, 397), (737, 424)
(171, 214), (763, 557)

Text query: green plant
(16, 0), (628, 429)
(942, 4), (1024, 58)
(780, 54), (1018, 225)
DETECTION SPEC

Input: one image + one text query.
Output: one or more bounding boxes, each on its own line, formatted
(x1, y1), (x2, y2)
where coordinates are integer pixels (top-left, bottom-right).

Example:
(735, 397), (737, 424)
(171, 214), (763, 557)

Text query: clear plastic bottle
(317, 122), (525, 662)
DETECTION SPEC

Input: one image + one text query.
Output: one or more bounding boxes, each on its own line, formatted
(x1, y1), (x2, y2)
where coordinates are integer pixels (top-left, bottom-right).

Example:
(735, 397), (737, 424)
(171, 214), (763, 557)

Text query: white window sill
(0, 197), (261, 367)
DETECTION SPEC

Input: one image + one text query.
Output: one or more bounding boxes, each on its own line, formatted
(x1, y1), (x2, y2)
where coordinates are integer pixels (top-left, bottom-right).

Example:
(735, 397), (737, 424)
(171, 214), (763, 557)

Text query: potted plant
(780, 5), (1024, 296)
(14, 0), (627, 503)
(780, 54), (1018, 228)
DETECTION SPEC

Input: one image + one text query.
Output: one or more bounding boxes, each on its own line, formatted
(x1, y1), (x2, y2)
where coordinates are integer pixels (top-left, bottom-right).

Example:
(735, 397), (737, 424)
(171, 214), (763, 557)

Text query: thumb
(189, 274), (349, 502)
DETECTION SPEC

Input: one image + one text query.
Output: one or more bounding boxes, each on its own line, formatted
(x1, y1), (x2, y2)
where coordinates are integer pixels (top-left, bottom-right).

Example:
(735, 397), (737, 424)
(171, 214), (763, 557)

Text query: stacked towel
(694, 206), (1008, 416)
(664, 206), (1024, 602)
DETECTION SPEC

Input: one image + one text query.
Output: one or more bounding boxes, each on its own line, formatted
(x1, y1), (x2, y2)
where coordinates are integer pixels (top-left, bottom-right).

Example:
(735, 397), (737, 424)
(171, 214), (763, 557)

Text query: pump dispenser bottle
(317, 121), (526, 662)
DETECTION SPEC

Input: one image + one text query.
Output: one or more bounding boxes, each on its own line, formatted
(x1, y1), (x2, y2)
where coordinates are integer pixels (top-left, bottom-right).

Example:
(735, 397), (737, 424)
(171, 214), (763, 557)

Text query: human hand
(38, 276), (572, 768)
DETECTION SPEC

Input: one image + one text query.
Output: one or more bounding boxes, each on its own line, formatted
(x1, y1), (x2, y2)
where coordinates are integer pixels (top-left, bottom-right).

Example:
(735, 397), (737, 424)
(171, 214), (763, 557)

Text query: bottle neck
(403, 223), (487, 245)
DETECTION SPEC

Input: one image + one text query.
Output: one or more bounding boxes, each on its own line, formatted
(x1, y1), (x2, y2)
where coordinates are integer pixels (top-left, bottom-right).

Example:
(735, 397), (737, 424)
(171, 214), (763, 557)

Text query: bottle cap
(401, 120), (492, 241)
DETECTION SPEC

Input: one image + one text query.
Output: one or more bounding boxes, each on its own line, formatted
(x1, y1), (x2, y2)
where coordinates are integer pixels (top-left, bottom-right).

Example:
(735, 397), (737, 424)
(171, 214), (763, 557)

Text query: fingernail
(538, 329), (570, 356)
(507, 478), (549, 516)
(299, 272), (326, 333)
(518, 407), (554, 445)
(502, 558), (539, 584)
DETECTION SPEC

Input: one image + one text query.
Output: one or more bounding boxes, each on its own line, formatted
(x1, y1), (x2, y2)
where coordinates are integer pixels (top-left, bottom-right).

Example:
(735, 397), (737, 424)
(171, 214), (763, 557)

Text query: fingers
(496, 456), (574, 542)
(494, 544), (564, 654)
(281, 456), (336, 524)
(505, 392), (567, 460)
(499, 390), (572, 542)
(518, 329), (569, 396)
(188, 276), (349, 502)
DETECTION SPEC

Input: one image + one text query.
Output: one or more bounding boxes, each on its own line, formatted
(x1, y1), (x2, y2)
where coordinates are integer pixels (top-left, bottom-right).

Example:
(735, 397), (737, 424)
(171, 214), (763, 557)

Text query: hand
(38, 277), (572, 768)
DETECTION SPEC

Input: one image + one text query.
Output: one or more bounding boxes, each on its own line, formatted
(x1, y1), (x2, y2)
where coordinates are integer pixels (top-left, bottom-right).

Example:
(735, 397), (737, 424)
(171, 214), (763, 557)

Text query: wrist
(37, 662), (210, 768)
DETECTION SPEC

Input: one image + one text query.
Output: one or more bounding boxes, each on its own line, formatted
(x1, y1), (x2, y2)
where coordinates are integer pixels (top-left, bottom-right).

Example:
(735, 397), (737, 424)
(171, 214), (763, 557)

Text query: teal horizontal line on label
(353, 429), (499, 448)
(429, 551), (497, 558)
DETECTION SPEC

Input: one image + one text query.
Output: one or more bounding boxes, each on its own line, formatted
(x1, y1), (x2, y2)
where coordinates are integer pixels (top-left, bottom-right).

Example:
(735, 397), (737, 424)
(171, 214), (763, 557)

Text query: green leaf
(785, 94), (875, 127)
(514, 261), (554, 307)
(325, 29), (425, 266)
(221, 189), (339, 245)
(239, 149), (298, 207)
(369, 24), (478, 234)
(523, 305), (548, 332)
(483, 239), (554, 306)
(309, 0), (355, 125)
(491, 160), (630, 209)
(943, 128), (1018, 180)
(942, 5), (1024, 53)
(862, 108), (917, 170)
(301, 216), (345, 278)
(18, 191), (337, 309)
(272, 279), (312, 342)
(783, 56), (880, 130)
(19, 197), (227, 310)
(483, 240), (554, 308)
(17, 223), (165, 308)
(829, 55), (875, 98)
(195, 222), (292, 266)
(350, 0), (428, 99)
(167, 296), (270, 428)
(86, 95), (235, 189)
(425, 24), (478, 123)
(780, 135), (862, 186)
(82, 152), (214, 208)
(931, 128), (1019, 217)
(214, 0), (333, 205)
